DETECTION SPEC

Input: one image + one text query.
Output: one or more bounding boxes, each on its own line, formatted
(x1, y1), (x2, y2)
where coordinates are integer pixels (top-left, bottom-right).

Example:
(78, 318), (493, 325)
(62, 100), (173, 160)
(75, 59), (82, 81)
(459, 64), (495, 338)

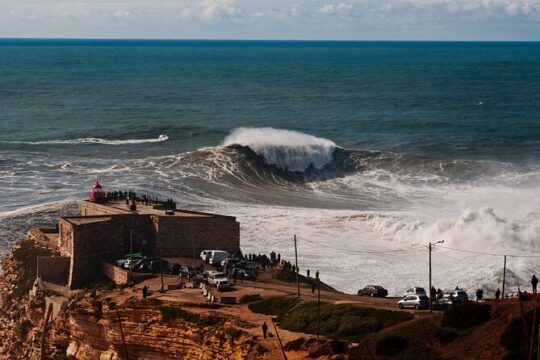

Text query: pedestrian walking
(262, 321), (268, 339)
(142, 285), (148, 299)
(532, 275), (538, 294)
(495, 288), (501, 300)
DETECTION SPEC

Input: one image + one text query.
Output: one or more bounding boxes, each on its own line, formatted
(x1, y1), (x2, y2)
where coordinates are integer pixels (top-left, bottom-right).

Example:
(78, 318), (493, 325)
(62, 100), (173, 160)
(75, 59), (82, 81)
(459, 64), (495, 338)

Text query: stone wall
(37, 256), (70, 285)
(149, 215), (240, 258)
(27, 228), (59, 252)
(101, 262), (129, 285)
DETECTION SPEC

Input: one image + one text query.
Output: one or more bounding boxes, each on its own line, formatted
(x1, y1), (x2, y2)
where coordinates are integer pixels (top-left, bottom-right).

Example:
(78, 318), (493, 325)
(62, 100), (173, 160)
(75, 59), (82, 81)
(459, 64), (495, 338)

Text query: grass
(12, 241), (52, 299)
(160, 306), (200, 322)
(441, 302), (491, 330)
(275, 271), (335, 291)
(249, 297), (413, 341)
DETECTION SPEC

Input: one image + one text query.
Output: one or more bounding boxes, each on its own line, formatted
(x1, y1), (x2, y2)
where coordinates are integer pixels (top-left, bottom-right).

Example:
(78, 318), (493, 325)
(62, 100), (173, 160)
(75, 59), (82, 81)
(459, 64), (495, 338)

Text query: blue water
(2, 40), (540, 161)
(1, 40), (540, 294)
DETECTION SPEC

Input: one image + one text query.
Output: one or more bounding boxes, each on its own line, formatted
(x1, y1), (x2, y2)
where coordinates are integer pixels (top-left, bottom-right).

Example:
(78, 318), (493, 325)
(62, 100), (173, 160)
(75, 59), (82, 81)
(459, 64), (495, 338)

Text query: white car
(398, 295), (429, 310)
(403, 287), (427, 298)
(215, 279), (231, 291)
(207, 272), (227, 286)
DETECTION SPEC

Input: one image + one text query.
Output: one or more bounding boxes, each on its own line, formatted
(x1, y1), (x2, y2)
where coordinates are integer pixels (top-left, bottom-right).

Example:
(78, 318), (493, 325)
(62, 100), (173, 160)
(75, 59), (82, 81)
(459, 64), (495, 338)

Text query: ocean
(1, 39), (540, 295)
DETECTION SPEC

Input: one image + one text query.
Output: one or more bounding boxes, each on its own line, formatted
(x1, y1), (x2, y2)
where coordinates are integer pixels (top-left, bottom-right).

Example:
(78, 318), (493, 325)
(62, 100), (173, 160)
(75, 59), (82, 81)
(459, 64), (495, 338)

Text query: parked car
(123, 254), (146, 269)
(231, 268), (257, 281)
(435, 291), (469, 309)
(166, 263), (182, 275)
(403, 287), (427, 298)
(215, 279), (231, 291)
(208, 271), (227, 285)
(133, 257), (160, 272)
(357, 285), (388, 297)
(221, 258), (242, 269)
(398, 295), (429, 310)
(195, 271), (211, 284)
(180, 265), (198, 278)
(209, 251), (230, 266)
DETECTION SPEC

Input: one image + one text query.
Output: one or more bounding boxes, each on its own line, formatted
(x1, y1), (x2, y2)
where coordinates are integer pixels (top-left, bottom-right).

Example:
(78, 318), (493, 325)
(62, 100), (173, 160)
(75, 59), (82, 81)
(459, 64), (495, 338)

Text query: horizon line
(1, 37), (540, 43)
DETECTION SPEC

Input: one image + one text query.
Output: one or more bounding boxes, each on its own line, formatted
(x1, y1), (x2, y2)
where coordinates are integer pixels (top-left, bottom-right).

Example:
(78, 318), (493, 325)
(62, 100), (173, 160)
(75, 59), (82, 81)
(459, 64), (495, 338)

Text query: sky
(0, 0), (539, 40)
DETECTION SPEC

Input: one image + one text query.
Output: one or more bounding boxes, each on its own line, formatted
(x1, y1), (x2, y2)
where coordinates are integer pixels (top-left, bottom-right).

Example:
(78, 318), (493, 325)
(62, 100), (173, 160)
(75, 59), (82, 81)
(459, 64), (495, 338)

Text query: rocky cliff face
(0, 241), (265, 360)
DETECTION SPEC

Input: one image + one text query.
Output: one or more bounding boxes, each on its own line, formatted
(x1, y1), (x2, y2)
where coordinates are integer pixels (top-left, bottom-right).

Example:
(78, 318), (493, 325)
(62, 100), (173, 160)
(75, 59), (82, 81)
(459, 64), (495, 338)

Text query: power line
(297, 238), (425, 255)
(435, 244), (540, 258)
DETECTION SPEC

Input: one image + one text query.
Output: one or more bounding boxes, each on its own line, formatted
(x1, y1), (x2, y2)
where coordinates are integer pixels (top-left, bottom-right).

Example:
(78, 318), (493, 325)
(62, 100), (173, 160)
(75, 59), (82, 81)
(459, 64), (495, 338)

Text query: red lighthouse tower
(89, 180), (106, 203)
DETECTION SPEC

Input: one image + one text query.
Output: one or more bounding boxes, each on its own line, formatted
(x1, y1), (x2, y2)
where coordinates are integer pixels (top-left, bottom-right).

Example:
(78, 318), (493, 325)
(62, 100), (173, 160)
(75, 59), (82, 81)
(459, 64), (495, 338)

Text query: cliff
(0, 241), (265, 360)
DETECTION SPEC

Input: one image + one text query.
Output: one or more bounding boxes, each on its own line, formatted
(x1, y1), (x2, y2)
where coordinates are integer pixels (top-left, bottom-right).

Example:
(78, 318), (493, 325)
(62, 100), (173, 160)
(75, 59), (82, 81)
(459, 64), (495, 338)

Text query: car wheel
(398, 304), (403, 309)
(370, 293), (374, 297)
(415, 304), (419, 310)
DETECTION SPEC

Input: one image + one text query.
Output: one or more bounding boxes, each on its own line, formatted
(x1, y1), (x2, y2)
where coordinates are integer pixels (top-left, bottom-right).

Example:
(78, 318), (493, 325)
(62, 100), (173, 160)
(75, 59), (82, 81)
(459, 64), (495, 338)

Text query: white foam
(222, 127), (336, 172)
(8, 134), (169, 145)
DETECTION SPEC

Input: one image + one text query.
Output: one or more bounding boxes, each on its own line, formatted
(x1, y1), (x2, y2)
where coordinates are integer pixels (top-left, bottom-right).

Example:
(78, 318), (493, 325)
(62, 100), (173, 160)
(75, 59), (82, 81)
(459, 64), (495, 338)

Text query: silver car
(398, 295), (429, 310)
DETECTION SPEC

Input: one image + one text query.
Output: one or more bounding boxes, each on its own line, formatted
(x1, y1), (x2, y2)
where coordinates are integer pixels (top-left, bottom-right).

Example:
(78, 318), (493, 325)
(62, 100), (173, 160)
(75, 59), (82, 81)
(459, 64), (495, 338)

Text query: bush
(501, 308), (540, 353)
(283, 337), (305, 351)
(376, 335), (409, 356)
(239, 294), (262, 304)
(435, 328), (459, 343)
(337, 316), (381, 336)
(442, 303), (491, 330)
(159, 306), (200, 322)
(248, 297), (299, 316)
(224, 327), (245, 340)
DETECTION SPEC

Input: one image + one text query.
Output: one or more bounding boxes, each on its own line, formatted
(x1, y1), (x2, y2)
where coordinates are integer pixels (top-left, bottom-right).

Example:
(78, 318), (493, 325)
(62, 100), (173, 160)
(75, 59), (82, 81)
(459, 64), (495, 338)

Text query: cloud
(318, 2), (353, 16)
(179, 0), (242, 22)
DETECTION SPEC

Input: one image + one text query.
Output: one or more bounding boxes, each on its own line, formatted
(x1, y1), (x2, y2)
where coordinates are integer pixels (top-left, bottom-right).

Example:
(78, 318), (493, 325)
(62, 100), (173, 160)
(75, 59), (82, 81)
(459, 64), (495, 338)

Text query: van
(200, 250), (214, 262)
(209, 251), (230, 266)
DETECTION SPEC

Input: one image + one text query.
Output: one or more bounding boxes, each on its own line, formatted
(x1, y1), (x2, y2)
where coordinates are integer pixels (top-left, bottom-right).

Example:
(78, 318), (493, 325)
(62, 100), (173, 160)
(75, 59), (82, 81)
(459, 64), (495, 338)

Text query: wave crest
(222, 127), (336, 172)
(8, 134), (169, 145)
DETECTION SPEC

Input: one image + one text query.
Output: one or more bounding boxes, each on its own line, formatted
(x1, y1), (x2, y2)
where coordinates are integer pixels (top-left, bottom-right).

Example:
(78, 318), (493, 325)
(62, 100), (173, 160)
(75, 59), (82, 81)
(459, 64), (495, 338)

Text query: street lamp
(429, 240), (444, 313)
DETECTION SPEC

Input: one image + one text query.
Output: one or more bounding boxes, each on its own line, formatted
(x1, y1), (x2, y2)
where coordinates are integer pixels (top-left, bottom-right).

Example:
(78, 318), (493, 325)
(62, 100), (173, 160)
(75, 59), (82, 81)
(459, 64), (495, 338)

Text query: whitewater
(1, 127), (539, 297)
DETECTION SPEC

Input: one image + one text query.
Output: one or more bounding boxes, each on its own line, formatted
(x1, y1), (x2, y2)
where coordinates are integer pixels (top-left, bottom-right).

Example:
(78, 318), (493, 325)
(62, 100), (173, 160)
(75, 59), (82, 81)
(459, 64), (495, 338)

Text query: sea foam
(222, 127), (336, 172)
(8, 134), (169, 146)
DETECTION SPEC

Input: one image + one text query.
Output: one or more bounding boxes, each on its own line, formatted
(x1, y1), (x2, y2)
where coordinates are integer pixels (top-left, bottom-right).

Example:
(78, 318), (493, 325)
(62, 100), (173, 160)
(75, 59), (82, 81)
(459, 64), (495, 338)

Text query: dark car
(180, 265), (198, 277)
(357, 285), (388, 298)
(194, 271), (210, 284)
(166, 263), (182, 275)
(231, 268), (257, 281)
(133, 257), (160, 272)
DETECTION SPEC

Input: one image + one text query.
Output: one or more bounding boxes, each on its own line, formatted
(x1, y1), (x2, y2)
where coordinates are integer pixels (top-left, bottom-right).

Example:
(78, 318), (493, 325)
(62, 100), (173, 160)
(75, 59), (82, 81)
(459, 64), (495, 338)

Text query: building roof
(64, 216), (112, 225)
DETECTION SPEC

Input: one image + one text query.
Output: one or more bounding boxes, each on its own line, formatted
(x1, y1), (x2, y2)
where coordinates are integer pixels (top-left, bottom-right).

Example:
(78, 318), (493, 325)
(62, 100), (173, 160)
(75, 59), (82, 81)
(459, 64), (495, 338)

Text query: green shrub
(434, 328), (459, 343)
(376, 335), (409, 356)
(442, 303), (490, 330)
(337, 316), (381, 336)
(248, 297), (300, 315)
(239, 294), (262, 304)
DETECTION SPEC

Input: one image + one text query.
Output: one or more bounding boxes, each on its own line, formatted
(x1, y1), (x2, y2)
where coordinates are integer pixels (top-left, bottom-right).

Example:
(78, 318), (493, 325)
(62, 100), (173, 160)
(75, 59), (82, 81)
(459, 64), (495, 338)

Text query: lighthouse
(89, 180), (106, 203)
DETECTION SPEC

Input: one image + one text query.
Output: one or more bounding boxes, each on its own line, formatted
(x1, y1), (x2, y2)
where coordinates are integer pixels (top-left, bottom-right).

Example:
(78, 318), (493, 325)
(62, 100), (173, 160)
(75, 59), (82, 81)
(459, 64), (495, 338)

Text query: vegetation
(434, 327), (459, 343)
(284, 337), (305, 351)
(500, 308), (540, 359)
(160, 306), (200, 322)
(275, 271), (335, 291)
(12, 240), (52, 299)
(441, 302), (491, 330)
(376, 335), (409, 356)
(249, 297), (413, 340)
(248, 296), (300, 315)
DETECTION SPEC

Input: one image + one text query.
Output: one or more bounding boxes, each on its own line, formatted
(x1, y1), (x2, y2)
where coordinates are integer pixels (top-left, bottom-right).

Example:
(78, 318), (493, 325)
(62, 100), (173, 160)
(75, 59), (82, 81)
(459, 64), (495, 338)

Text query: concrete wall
(101, 262), (129, 285)
(37, 256), (70, 285)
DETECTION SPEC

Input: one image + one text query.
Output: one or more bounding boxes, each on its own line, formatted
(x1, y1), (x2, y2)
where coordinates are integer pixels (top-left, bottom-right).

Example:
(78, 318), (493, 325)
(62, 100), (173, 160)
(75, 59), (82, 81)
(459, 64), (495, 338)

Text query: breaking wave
(7, 134), (169, 145)
(222, 128), (336, 172)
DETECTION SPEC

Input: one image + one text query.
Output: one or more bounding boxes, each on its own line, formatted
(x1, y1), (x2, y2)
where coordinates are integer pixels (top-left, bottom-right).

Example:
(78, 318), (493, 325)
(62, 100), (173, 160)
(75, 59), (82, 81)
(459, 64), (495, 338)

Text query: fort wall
(37, 256), (70, 284)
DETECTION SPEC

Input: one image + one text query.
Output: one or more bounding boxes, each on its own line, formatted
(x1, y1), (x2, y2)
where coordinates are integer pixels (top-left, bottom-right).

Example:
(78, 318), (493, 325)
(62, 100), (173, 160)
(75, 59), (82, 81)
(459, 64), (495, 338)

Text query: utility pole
(429, 240), (444, 313)
(317, 271), (321, 338)
(502, 255), (507, 298)
(294, 234), (300, 298)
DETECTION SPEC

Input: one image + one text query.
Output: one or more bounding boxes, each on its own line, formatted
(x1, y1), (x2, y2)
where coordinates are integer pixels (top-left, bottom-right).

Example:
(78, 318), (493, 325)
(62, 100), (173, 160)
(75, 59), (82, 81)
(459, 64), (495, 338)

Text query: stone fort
(29, 184), (240, 289)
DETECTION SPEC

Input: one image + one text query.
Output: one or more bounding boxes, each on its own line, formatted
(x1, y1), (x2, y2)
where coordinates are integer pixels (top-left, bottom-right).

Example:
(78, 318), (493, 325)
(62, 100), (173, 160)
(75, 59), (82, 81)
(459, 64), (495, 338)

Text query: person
(307, 269), (310, 278)
(430, 286), (436, 301)
(532, 275), (538, 294)
(312, 282), (316, 295)
(262, 321), (268, 339)
(495, 288), (501, 300)
(142, 285), (148, 299)
(315, 270), (319, 279)
(476, 288), (484, 301)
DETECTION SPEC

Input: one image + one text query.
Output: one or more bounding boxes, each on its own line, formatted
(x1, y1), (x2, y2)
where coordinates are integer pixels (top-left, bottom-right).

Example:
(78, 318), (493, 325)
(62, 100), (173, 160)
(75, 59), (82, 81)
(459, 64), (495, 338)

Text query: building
(30, 182), (240, 289)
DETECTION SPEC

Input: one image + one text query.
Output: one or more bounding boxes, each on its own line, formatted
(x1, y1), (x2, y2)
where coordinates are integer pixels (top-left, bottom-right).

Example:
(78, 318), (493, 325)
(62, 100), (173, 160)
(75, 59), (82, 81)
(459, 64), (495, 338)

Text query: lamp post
(429, 240), (444, 313)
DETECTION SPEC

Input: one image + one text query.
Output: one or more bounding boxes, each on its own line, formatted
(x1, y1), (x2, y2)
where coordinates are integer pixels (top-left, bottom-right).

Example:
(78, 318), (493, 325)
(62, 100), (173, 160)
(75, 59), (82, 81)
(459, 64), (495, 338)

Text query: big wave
(222, 128), (337, 172)
(8, 134), (169, 145)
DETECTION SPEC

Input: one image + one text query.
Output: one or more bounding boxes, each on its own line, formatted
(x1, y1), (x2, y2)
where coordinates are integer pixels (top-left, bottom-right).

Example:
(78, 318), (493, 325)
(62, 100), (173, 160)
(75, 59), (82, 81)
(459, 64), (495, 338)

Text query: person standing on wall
(532, 275), (538, 294)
